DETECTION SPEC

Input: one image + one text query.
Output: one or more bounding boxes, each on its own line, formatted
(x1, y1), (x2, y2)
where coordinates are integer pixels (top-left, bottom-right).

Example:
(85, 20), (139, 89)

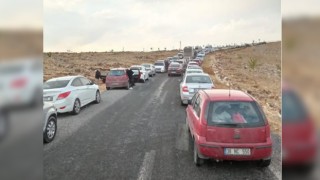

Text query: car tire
(181, 100), (185, 106)
(94, 91), (101, 104)
(141, 78), (145, 83)
(43, 115), (57, 143)
(106, 87), (111, 90)
(194, 141), (204, 166)
(72, 99), (81, 115)
(258, 159), (271, 167)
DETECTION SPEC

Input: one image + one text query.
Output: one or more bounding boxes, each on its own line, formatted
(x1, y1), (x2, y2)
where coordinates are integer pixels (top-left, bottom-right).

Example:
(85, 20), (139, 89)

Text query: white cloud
(44, 0), (281, 52)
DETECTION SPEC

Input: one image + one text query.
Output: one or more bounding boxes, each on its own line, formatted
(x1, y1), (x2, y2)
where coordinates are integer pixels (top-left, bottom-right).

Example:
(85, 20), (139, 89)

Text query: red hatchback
(186, 89), (272, 167)
(105, 68), (129, 90)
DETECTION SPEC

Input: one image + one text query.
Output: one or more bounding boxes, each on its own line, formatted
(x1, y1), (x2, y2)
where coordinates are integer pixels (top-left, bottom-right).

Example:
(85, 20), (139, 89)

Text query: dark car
(130, 68), (142, 82)
(168, 63), (183, 76)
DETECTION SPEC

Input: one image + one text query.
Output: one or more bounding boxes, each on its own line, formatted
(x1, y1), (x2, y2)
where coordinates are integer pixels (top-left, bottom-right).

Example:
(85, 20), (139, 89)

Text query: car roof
(201, 89), (254, 102)
(47, 75), (81, 81)
(185, 73), (208, 76)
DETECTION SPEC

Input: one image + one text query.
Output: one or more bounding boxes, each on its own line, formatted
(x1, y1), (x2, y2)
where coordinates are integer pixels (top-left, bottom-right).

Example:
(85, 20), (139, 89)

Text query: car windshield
(186, 70), (202, 74)
(207, 101), (265, 127)
(142, 64), (150, 68)
(186, 75), (211, 83)
(188, 66), (201, 69)
(44, 80), (70, 89)
(155, 63), (164, 66)
(109, 70), (125, 76)
(282, 90), (308, 123)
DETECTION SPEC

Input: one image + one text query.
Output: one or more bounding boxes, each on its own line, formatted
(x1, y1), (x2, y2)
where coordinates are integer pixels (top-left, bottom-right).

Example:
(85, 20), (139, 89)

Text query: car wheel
(94, 91), (101, 104)
(43, 116), (57, 143)
(141, 79), (145, 83)
(106, 86), (110, 90)
(194, 141), (204, 166)
(72, 99), (81, 115)
(258, 159), (271, 167)
(181, 100), (185, 106)
(168, 74), (171, 77)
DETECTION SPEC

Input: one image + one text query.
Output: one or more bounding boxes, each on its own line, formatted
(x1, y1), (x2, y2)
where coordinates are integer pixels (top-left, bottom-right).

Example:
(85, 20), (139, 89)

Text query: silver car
(43, 102), (57, 143)
(179, 73), (214, 105)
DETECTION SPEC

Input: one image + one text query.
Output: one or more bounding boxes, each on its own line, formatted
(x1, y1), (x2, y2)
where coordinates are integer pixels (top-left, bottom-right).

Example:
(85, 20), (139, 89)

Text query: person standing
(95, 69), (101, 83)
(126, 68), (134, 89)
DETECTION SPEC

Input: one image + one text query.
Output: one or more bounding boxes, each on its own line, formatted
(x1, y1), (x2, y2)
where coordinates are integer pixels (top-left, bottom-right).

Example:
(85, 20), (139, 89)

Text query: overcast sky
(44, 0), (281, 52)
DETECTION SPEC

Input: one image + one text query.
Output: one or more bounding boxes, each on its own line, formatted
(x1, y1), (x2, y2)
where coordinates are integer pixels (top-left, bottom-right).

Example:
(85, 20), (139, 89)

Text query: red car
(282, 85), (317, 168)
(105, 68), (129, 90)
(186, 89), (272, 167)
(168, 63), (183, 76)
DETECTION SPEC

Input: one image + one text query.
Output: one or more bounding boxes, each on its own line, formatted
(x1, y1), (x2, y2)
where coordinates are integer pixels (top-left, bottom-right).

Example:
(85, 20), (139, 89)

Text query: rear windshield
(109, 70), (125, 76)
(170, 64), (180, 67)
(186, 70), (202, 74)
(282, 90), (307, 123)
(44, 80), (69, 89)
(207, 101), (266, 127)
(186, 75), (211, 83)
(155, 63), (164, 66)
(131, 67), (142, 70)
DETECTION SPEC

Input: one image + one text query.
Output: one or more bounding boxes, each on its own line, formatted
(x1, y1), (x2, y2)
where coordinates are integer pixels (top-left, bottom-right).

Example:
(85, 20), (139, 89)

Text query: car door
(186, 93), (199, 136)
(71, 78), (87, 106)
(80, 77), (96, 103)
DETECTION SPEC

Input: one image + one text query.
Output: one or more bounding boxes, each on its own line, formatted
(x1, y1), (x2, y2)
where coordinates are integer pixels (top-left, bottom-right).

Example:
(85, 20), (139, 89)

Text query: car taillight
(11, 77), (27, 88)
(57, 91), (71, 100)
(182, 86), (188, 92)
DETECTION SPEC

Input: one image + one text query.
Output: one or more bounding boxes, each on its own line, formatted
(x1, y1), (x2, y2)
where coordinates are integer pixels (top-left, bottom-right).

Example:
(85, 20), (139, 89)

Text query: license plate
(43, 96), (53, 101)
(224, 148), (251, 156)
(172, 71), (176, 73)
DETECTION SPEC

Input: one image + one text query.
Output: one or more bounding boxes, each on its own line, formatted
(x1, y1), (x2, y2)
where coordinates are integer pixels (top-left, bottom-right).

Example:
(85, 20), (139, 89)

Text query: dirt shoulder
(202, 42), (281, 134)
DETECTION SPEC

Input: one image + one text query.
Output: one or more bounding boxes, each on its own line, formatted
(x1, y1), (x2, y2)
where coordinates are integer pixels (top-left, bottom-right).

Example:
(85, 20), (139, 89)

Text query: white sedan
(43, 75), (101, 114)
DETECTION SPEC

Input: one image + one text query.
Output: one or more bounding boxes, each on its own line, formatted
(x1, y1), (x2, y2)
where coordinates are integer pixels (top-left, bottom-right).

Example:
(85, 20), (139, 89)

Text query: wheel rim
(96, 92), (101, 102)
(46, 120), (56, 139)
(74, 100), (80, 113)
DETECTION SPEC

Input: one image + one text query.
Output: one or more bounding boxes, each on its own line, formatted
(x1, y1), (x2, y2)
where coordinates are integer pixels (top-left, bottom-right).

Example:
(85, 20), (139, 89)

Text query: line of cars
(174, 49), (273, 167)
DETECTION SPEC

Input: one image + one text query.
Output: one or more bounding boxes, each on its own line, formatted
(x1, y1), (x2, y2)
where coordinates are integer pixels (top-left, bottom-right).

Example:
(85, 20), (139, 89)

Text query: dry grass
(202, 42), (281, 134)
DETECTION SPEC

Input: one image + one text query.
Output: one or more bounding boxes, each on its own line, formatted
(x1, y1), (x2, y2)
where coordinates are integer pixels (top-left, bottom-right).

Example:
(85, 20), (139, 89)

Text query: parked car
(130, 65), (149, 82)
(186, 89), (272, 167)
(180, 73), (214, 105)
(141, 63), (156, 77)
(191, 59), (202, 66)
(131, 69), (141, 83)
(154, 61), (166, 73)
(184, 69), (204, 76)
(168, 62), (183, 76)
(43, 102), (57, 143)
(282, 85), (317, 169)
(43, 75), (101, 114)
(105, 68), (130, 90)
(188, 61), (199, 66)
(0, 59), (42, 109)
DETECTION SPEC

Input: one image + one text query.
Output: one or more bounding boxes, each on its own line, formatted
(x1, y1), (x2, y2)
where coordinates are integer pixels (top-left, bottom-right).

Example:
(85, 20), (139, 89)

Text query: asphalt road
(44, 73), (281, 180)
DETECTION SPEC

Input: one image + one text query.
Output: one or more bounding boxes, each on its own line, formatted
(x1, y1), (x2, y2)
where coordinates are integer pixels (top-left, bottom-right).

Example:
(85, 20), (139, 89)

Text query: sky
(44, 0), (281, 52)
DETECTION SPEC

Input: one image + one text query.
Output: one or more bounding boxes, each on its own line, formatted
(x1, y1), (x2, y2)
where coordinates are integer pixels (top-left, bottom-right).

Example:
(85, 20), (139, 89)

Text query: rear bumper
(106, 81), (128, 88)
(196, 136), (272, 161)
(168, 70), (183, 75)
(180, 92), (194, 104)
(282, 143), (317, 165)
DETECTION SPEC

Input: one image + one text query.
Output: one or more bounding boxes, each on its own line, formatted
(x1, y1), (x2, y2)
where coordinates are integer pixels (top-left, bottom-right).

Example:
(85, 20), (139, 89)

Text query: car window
(194, 95), (201, 118)
(71, 78), (83, 87)
(80, 77), (90, 85)
(186, 75), (211, 84)
(207, 101), (265, 127)
(109, 70), (126, 76)
(44, 80), (70, 89)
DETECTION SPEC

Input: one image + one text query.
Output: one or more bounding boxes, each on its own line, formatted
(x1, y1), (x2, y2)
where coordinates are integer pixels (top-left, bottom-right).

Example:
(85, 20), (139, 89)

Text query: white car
(154, 61), (166, 73)
(141, 63), (156, 77)
(43, 75), (101, 114)
(0, 58), (42, 108)
(185, 69), (203, 75)
(180, 73), (214, 105)
(130, 65), (149, 82)
(186, 65), (202, 71)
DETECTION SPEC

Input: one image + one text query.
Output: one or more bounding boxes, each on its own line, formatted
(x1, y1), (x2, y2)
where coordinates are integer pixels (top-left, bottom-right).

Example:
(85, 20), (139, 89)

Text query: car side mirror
(187, 100), (192, 105)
